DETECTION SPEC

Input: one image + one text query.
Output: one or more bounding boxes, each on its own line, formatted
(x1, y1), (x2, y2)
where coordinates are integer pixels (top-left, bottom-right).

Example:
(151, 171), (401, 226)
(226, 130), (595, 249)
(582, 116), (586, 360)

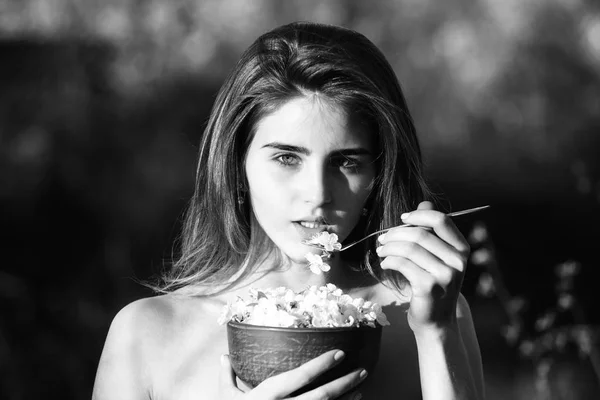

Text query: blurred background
(1, 0), (599, 398)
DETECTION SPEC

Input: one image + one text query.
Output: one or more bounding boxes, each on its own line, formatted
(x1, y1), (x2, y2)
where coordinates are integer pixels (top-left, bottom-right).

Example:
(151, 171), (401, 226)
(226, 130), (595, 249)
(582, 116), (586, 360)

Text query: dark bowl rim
(227, 320), (383, 333)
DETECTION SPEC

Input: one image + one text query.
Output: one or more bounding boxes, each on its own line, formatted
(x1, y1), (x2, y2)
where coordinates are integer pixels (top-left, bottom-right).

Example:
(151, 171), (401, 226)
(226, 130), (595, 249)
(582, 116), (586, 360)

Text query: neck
(274, 259), (336, 291)
(247, 255), (365, 292)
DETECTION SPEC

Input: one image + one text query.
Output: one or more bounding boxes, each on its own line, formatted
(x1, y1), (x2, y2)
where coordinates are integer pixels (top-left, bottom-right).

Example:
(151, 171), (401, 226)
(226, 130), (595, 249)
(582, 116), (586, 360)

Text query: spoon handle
(340, 205), (490, 251)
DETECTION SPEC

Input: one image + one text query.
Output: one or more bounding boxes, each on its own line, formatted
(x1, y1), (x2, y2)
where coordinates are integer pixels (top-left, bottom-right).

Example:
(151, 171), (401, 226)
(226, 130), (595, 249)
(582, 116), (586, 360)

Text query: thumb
(417, 201), (434, 211)
(219, 354), (241, 396)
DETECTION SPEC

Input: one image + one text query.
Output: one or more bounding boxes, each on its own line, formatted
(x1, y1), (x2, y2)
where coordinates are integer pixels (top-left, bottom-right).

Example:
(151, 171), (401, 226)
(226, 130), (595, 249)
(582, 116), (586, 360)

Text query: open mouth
(297, 221), (327, 229)
(293, 221), (333, 238)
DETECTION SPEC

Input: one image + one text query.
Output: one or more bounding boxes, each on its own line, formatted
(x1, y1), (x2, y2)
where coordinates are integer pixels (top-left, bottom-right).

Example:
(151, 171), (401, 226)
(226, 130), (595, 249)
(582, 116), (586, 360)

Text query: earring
(237, 183), (246, 206)
(361, 208), (368, 216)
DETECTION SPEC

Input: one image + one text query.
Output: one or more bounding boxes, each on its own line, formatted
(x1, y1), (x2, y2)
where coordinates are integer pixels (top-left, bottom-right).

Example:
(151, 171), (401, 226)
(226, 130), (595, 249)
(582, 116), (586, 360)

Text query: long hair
(156, 21), (431, 296)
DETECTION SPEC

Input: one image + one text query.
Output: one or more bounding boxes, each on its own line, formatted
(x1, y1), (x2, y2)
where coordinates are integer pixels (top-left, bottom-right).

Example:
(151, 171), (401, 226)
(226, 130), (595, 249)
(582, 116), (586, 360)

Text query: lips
(293, 221), (333, 239)
(294, 215), (329, 225)
(298, 221), (327, 229)
(293, 216), (336, 240)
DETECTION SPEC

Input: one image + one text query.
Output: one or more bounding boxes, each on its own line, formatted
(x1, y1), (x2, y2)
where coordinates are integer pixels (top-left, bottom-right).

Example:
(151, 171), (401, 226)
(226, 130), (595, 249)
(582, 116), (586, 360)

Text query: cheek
(334, 177), (374, 239)
(246, 166), (289, 224)
(342, 175), (374, 208)
(246, 157), (270, 197)
(249, 188), (279, 218)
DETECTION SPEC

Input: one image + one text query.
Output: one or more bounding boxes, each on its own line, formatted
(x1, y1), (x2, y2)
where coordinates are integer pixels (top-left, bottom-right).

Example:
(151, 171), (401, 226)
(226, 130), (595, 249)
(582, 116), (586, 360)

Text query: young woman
(92, 22), (485, 400)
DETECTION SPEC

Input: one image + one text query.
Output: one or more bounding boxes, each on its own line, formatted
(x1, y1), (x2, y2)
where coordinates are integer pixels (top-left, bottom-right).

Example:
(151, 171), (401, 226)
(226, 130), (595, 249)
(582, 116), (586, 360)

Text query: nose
(302, 163), (332, 206)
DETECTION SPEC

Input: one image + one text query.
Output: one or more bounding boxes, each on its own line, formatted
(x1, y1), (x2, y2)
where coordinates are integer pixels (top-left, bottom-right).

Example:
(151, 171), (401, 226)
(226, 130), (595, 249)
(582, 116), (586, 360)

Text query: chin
(266, 231), (326, 265)
(280, 245), (316, 265)
(287, 250), (312, 265)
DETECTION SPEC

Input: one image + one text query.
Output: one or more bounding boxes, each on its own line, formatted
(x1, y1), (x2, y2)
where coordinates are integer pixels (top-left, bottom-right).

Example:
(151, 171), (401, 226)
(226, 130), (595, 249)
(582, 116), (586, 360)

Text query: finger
(400, 210), (469, 253)
(380, 255), (446, 297)
(336, 390), (363, 400)
(292, 368), (367, 400)
(377, 241), (457, 289)
(417, 201), (434, 210)
(259, 349), (345, 397)
(378, 227), (467, 272)
(236, 377), (253, 393)
(220, 354), (242, 395)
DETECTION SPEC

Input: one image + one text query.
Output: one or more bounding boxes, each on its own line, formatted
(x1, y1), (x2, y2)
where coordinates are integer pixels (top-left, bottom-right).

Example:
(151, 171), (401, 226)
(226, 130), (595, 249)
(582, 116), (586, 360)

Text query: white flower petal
(309, 263), (323, 274)
(218, 285), (392, 328)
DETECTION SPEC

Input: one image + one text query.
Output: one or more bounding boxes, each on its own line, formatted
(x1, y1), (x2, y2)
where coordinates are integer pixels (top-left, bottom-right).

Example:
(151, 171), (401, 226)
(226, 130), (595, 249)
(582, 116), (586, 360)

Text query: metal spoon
(303, 205), (491, 252)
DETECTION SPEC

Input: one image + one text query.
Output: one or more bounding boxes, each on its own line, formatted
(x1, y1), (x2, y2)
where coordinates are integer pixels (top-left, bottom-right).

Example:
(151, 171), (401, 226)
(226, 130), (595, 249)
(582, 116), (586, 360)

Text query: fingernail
(375, 246), (382, 255)
(401, 212), (410, 220)
(378, 233), (386, 242)
(334, 350), (345, 361)
(359, 369), (368, 380)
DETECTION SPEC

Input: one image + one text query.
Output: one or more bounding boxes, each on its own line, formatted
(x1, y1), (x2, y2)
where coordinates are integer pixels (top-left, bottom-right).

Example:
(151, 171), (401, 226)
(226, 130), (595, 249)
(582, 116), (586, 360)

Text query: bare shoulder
(456, 292), (474, 318)
(108, 296), (177, 344)
(92, 296), (177, 400)
(455, 293), (486, 399)
(455, 293), (481, 354)
(102, 295), (187, 353)
(93, 294), (226, 400)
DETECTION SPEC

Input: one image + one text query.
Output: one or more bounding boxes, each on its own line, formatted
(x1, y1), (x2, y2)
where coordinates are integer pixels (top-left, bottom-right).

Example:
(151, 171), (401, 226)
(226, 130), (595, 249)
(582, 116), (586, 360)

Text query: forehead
(250, 96), (374, 151)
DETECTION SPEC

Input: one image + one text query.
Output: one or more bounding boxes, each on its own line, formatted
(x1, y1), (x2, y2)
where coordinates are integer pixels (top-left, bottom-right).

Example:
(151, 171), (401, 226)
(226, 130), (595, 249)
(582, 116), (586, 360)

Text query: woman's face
(244, 96), (376, 264)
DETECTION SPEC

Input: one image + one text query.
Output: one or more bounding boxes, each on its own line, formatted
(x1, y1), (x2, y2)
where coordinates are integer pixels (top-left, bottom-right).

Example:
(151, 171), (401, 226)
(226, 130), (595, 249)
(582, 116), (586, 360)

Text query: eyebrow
(262, 142), (373, 156)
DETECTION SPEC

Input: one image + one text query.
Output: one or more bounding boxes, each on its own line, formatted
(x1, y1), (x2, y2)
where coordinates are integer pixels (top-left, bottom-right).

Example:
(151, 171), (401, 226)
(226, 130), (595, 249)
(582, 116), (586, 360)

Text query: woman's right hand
(219, 350), (366, 399)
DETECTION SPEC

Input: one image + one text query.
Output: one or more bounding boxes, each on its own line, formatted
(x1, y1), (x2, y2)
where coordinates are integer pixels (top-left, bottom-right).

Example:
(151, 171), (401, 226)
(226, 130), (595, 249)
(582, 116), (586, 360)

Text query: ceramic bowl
(227, 321), (382, 395)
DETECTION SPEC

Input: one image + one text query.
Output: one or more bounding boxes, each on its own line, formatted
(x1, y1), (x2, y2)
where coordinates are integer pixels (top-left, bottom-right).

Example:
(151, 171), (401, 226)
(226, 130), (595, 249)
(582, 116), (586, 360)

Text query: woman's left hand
(376, 201), (470, 334)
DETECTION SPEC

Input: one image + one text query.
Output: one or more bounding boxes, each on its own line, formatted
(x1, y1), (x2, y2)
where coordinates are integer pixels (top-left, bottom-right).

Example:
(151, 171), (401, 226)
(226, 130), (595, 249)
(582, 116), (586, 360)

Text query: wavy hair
(155, 22), (432, 296)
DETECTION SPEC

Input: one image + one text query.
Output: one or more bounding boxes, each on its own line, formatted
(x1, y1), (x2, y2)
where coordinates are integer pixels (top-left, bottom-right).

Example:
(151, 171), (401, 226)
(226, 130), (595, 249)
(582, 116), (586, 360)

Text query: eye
(275, 154), (301, 167)
(331, 156), (361, 171)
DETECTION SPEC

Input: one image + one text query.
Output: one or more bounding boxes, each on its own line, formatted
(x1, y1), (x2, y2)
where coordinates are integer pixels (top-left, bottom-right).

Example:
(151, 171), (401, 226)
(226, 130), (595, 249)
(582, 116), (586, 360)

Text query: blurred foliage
(1, 0), (600, 399)
(469, 223), (600, 399)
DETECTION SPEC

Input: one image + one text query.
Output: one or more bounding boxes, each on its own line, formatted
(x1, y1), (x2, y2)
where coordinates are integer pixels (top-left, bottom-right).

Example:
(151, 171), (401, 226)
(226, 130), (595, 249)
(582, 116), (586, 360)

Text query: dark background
(1, 1), (599, 399)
